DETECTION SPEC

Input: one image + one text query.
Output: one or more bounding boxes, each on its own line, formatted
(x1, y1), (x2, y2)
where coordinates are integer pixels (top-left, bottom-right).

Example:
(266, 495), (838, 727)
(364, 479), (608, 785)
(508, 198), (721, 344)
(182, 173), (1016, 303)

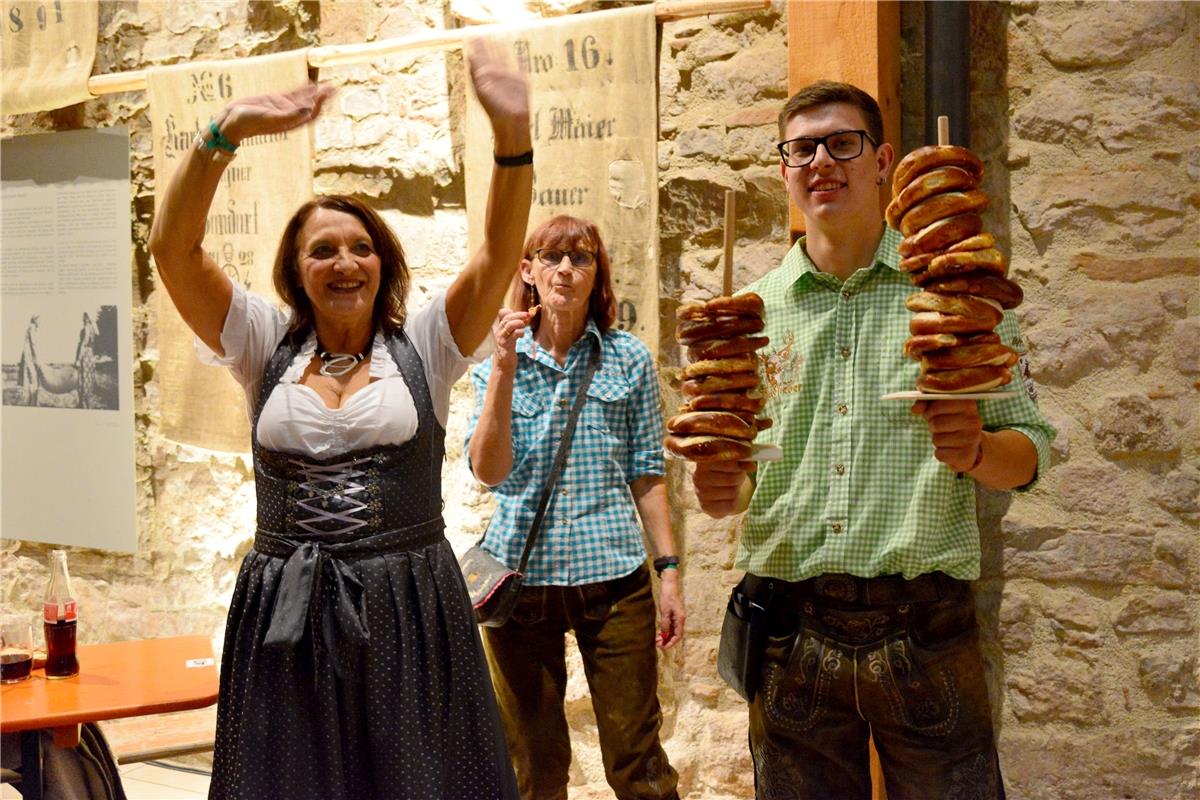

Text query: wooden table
(1, 636), (219, 800)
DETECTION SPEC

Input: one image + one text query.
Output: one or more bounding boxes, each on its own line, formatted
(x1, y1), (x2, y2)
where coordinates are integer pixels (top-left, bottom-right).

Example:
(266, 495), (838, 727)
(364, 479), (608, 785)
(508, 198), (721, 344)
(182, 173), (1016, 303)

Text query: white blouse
(197, 284), (484, 458)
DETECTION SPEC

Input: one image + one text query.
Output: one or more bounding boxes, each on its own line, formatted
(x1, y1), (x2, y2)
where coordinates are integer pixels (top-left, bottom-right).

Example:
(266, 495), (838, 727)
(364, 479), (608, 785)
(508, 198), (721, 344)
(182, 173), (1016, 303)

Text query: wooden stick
(85, 0), (770, 97)
(937, 115), (950, 147)
(309, 28), (467, 69)
(722, 190), (736, 297)
(657, 0), (770, 21)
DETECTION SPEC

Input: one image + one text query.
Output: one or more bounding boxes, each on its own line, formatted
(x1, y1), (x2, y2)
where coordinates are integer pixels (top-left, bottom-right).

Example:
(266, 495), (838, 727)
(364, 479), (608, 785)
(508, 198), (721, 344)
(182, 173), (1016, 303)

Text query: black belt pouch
(717, 580), (769, 702)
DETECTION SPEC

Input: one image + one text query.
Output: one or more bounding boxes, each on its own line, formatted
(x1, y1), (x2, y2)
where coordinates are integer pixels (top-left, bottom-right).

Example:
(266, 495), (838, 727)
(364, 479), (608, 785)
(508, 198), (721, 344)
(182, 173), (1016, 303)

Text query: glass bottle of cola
(43, 549), (79, 679)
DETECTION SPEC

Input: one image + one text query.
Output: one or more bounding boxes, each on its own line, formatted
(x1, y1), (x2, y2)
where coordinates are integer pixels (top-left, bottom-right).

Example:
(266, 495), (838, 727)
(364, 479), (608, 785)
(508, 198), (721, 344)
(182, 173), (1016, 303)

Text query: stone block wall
(2, 2), (1195, 798)
(981, 3), (1199, 799)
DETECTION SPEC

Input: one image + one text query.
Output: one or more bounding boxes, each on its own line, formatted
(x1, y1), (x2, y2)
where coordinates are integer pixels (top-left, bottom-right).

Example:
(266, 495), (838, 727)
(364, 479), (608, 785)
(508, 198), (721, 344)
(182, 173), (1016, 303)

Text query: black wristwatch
(653, 555), (680, 576)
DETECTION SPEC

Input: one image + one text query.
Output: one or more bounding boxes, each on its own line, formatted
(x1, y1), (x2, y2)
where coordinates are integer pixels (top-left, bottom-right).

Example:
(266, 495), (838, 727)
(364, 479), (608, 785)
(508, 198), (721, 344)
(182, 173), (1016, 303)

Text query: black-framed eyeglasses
(534, 248), (596, 269)
(776, 129), (878, 167)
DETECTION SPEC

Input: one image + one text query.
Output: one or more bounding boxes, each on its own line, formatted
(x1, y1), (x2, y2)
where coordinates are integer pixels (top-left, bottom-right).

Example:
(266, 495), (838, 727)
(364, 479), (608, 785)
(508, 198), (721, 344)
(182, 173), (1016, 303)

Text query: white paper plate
(664, 442), (783, 462)
(880, 390), (1019, 401)
(748, 443), (783, 461)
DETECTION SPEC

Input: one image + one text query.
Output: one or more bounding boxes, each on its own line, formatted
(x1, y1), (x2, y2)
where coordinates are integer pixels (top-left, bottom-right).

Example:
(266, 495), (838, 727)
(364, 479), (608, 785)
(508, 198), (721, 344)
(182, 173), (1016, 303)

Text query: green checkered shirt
(740, 226), (1055, 581)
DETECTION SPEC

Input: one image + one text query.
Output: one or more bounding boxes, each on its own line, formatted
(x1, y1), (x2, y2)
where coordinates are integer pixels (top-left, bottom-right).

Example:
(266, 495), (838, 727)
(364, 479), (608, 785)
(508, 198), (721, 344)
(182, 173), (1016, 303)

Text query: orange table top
(0, 635), (218, 735)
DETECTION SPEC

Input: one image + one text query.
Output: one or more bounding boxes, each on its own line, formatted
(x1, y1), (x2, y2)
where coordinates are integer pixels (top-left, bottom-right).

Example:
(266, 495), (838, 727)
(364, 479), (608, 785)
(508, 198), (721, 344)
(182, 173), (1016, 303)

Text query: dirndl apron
(208, 329), (517, 800)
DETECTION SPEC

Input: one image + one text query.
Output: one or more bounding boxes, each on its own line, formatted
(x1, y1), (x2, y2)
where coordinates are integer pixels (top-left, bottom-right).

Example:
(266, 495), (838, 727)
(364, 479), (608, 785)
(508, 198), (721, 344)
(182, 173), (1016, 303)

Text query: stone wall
(2, 2), (1195, 798)
(981, 3), (1199, 799)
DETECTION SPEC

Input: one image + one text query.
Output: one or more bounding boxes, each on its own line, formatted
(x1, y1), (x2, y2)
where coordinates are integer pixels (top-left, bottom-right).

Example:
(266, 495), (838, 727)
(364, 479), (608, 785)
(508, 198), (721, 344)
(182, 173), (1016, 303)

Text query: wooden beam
(786, 0), (901, 238)
(788, 10), (900, 791)
(85, 0), (770, 97)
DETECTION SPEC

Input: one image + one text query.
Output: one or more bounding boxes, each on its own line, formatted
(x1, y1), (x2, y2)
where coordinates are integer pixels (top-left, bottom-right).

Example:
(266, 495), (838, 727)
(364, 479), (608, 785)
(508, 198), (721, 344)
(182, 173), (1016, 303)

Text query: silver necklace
(317, 345), (369, 377)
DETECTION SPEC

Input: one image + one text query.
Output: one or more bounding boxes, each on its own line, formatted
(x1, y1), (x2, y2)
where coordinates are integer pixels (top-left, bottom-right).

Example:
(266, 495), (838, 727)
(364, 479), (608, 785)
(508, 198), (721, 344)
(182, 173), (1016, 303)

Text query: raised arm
(469, 308), (536, 486)
(445, 40), (534, 356)
(147, 83), (334, 355)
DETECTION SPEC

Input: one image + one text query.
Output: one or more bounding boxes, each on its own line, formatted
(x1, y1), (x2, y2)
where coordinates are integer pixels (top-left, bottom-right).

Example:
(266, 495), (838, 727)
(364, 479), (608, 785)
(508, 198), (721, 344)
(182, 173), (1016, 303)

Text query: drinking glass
(1, 614), (34, 683)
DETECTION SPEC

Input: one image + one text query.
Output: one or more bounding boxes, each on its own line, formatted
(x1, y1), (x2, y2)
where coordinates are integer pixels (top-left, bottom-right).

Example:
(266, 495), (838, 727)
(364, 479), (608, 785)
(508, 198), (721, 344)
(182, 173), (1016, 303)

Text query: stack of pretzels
(887, 145), (1024, 393)
(665, 294), (770, 461)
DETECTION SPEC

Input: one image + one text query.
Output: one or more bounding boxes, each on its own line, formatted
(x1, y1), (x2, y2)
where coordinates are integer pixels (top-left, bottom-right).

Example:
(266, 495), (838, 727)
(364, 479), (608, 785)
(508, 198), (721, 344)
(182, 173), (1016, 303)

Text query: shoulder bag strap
(515, 337), (601, 574)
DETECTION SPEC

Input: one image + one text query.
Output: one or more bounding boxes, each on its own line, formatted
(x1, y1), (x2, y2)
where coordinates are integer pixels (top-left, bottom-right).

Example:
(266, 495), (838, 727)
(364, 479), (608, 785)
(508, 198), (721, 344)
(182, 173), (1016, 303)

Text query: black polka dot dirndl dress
(208, 330), (518, 800)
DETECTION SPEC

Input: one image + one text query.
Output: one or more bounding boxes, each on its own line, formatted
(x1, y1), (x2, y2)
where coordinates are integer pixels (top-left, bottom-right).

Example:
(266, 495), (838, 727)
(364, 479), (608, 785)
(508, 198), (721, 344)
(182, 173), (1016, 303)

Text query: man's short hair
(778, 81), (884, 145)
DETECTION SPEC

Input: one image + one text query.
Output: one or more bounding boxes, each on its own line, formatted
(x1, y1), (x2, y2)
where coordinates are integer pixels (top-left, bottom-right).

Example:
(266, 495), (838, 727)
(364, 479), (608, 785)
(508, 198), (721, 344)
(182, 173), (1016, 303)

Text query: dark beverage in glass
(0, 652), (33, 682)
(44, 619), (79, 679)
(0, 615), (33, 683)
(43, 549), (80, 679)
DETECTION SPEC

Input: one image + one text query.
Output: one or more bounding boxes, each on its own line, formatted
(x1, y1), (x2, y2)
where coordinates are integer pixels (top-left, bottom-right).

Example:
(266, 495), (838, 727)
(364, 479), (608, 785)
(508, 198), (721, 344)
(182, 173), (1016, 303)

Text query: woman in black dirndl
(148, 42), (532, 800)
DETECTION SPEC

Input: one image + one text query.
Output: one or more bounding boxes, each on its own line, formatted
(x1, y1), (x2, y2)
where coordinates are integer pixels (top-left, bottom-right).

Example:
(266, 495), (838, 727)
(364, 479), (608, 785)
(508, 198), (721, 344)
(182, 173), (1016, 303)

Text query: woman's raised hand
(467, 39), (531, 150)
(218, 82), (336, 146)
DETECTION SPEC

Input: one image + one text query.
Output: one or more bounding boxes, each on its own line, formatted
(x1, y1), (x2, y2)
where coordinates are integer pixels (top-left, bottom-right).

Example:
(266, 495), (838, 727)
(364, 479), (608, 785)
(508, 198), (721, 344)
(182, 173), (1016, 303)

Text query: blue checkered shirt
(465, 322), (665, 586)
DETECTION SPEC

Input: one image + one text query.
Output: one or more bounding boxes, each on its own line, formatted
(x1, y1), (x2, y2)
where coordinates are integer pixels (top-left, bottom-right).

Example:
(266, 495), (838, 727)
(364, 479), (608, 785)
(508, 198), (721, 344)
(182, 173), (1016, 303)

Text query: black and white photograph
(3, 303), (120, 410)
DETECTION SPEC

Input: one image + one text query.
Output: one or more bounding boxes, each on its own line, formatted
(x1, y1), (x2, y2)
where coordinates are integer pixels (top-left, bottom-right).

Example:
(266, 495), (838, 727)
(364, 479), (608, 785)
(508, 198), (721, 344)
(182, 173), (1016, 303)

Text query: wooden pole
(937, 115), (950, 146)
(656, 0), (769, 21)
(786, 0), (901, 239)
(869, 735), (887, 800)
(84, 0), (769, 97)
(309, 28), (466, 69)
(722, 190), (736, 296)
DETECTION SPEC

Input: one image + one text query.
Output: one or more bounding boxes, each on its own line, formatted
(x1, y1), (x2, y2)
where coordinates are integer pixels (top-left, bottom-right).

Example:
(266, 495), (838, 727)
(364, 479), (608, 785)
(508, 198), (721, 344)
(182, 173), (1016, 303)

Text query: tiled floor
(1, 761), (210, 799)
(118, 762), (211, 799)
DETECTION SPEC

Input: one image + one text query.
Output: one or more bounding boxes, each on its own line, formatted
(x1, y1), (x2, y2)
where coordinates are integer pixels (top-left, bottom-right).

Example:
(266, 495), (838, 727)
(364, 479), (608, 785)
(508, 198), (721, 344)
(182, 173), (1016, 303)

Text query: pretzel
(726, 410), (759, 427)
(681, 372), (760, 396)
(946, 232), (996, 253)
(683, 356), (759, 379)
(916, 365), (1013, 394)
(897, 213), (984, 258)
(687, 335), (770, 361)
(920, 343), (1017, 371)
(892, 145), (984, 196)
(886, 166), (979, 229)
(705, 293), (764, 318)
(666, 411), (756, 440)
(676, 293), (765, 321)
(909, 311), (1002, 336)
(678, 391), (766, 414)
(903, 332), (1001, 360)
(922, 248), (1008, 282)
(676, 315), (765, 344)
(899, 237), (999, 278)
(898, 190), (990, 237)
(899, 251), (940, 275)
(918, 273), (1023, 308)
(663, 434), (753, 461)
(905, 291), (1005, 321)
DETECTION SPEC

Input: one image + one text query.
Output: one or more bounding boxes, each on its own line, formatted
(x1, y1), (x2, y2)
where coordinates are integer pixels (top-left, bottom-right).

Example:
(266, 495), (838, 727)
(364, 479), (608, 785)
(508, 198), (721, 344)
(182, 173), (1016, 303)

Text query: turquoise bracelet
(653, 555), (680, 575)
(204, 120), (238, 153)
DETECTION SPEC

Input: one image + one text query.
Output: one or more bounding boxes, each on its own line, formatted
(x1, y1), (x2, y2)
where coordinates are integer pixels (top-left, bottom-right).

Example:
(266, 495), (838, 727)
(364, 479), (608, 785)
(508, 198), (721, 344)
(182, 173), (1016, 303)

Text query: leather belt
(742, 571), (965, 607)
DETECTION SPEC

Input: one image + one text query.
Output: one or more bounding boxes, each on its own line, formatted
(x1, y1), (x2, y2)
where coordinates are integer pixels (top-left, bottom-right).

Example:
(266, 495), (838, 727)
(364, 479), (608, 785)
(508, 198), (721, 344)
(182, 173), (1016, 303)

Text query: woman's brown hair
(508, 215), (617, 333)
(273, 195), (409, 334)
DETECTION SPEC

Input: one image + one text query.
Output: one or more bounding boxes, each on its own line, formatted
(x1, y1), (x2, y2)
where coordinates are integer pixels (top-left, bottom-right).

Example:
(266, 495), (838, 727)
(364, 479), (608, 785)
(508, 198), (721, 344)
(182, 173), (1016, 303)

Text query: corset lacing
(289, 454), (374, 536)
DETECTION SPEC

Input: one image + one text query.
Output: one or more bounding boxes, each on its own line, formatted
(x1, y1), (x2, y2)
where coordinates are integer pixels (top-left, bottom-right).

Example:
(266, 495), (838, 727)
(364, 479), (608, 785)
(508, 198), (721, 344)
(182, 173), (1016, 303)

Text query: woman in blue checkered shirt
(466, 215), (684, 800)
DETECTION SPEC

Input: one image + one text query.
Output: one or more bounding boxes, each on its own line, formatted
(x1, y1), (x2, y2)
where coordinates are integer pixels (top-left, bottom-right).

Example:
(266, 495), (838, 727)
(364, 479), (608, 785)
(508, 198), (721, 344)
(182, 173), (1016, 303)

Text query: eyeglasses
(534, 248), (596, 270)
(776, 130), (878, 167)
